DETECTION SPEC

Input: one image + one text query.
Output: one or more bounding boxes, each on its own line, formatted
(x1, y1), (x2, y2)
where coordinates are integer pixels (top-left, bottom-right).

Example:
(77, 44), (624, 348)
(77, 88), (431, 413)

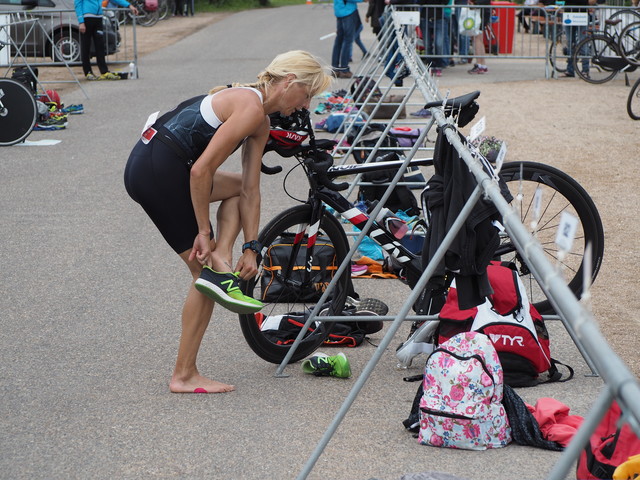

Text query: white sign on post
(394, 11), (420, 25)
(0, 16), (10, 67)
(563, 12), (589, 26)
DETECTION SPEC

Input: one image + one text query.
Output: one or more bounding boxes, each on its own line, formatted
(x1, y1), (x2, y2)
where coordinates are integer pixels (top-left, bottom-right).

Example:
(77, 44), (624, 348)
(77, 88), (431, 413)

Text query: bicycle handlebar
(304, 151), (349, 192)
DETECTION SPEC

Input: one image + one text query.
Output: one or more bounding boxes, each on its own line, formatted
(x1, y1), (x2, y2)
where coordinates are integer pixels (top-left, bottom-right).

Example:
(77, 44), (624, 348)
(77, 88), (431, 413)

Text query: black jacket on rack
(421, 128), (513, 310)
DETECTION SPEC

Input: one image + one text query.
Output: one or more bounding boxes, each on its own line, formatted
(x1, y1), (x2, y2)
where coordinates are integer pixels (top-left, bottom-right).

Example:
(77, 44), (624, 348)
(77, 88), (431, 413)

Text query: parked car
(0, 0), (120, 64)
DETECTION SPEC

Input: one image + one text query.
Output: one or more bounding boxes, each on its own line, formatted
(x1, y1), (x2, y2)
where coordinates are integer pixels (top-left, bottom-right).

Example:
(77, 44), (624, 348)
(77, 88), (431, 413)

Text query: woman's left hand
(235, 251), (259, 280)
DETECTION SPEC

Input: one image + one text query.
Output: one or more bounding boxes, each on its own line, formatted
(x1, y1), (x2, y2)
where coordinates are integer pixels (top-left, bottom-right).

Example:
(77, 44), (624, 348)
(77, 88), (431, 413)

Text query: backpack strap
(540, 359), (575, 384)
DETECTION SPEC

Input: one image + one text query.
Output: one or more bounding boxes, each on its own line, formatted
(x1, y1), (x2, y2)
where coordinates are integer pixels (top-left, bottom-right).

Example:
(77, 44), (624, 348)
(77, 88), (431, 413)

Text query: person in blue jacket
(331, 0), (364, 78)
(74, 0), (138, 80)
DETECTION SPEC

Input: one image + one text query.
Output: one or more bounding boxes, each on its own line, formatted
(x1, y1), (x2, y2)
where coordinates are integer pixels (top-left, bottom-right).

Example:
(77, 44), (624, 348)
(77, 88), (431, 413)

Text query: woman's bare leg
(169, 251), (235, 393)
(210, 172), (242, 272)
(168, 171), (243, 393)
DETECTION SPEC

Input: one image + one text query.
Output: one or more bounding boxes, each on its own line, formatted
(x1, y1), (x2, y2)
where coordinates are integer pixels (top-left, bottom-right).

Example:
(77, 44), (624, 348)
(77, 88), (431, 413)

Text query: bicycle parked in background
(572, 18), (640, 83)
(237, 94), (605, 364)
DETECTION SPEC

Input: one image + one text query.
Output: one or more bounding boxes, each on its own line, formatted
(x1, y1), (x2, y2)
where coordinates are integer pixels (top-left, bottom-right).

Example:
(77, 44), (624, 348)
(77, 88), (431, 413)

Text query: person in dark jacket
(74, 0), (137, 80)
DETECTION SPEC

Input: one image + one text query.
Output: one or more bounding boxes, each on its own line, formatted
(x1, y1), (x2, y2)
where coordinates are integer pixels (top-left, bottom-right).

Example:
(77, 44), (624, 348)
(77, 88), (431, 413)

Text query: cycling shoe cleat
(195, 267), (264, 314)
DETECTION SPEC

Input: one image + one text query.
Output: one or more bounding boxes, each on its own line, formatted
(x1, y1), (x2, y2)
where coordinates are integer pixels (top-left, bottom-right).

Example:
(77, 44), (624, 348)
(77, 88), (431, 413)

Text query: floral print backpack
(418, 331), (512, 450)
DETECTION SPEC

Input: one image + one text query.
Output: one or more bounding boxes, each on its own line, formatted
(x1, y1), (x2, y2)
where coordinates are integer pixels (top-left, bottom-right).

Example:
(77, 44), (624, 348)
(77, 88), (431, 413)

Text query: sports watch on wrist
(242, 240), (262, 254)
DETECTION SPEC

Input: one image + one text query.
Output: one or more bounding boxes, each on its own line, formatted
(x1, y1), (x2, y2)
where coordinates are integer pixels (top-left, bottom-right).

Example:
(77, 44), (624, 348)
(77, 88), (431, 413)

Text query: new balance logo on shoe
(194, 266), (263, 314)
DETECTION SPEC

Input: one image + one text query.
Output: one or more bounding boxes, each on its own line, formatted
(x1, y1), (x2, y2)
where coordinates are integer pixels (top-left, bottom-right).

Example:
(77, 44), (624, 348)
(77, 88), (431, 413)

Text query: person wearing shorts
(124, 50), (333, 394)
(468, 0), (491, 74)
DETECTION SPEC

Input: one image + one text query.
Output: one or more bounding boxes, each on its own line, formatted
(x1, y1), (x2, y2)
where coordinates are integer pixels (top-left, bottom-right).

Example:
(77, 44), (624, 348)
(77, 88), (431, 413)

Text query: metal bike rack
(277, 8), (640, 479)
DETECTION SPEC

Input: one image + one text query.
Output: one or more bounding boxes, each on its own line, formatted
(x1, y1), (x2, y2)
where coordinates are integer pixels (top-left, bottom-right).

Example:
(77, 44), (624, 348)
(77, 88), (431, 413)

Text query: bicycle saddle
(421, 91), (481, 128)
(423, 91), (480, 110)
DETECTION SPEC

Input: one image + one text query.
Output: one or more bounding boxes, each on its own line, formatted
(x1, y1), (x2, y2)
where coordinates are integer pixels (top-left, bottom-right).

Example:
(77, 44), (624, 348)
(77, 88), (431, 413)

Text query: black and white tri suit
(124, 87), (263, 254)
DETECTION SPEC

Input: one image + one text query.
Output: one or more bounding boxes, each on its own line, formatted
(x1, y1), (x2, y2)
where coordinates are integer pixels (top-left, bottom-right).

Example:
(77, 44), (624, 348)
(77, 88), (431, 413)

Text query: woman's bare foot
(169, 373), (235, 393)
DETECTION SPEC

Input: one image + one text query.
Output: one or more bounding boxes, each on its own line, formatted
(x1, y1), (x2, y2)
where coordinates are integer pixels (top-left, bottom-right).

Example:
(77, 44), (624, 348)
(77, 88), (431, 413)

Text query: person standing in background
(75, 0), (137, 80)
(332, 0), (364, 78)
(467, 0), (490, 74)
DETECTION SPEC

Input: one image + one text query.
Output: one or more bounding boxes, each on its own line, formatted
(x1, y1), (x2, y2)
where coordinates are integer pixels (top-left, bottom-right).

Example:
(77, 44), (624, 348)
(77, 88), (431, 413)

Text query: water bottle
(375, 207), (408, 240)
(128, 62), (137, 80)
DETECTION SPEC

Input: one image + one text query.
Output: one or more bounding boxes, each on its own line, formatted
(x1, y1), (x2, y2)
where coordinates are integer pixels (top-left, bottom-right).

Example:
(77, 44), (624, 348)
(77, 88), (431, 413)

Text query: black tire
(606, 9), (640, 38)
(628, 76), (640, 120)
(549, 30), (568, 74)
(238, 204), (351, 364)
(498, 161), (604, 315)
(573, 33), (621, 84)
(0, 79), (37, 146)
(52, 30), (81, 64)
(619, 21), (640, 67)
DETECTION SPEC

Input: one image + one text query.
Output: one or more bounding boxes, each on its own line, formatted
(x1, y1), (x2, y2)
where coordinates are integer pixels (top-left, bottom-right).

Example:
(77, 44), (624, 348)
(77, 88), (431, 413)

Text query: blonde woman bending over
(124, 51), (333, 394)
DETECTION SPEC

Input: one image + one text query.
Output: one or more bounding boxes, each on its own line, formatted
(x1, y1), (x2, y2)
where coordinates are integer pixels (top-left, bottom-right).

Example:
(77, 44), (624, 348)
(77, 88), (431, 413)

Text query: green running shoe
(194, 267), (263, 314)
(302, 352), (351, 378)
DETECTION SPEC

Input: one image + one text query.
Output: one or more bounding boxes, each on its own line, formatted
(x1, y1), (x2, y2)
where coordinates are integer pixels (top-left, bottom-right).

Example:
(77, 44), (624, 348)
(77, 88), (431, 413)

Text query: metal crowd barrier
(280, 7), (640, 480)
(343, 3), (640, 79)
(0, 7), (139, 95)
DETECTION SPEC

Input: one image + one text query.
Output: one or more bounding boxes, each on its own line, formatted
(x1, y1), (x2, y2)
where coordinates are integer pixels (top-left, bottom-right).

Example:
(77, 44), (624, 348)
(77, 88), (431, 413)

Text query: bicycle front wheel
(238, 204), (351, 364)
(0, 79), (37, 146)
(498, 161), (604, 315)
(620, 21), (640, 67)
(573, 33), (621, 84)
(628, 76), (640, 120)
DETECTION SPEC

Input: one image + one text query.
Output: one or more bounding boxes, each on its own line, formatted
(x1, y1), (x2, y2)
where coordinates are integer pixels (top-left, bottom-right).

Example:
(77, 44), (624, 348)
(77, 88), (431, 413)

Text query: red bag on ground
(576, 401), (640, 479)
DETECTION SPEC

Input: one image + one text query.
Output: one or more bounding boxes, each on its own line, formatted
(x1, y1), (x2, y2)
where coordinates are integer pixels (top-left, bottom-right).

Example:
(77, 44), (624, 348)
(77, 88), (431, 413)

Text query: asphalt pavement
(0, 5), (604, 480)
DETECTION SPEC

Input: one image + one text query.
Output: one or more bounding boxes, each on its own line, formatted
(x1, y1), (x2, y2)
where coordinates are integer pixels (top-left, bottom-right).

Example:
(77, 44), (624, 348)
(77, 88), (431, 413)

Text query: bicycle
(627, 75), (640, 119)
(572, 17), (640, 84)
(550, 9), (640, 75)
(238, 91), (605, 364)
(0, 74), (37, 146)
(620, 20), (640, 67)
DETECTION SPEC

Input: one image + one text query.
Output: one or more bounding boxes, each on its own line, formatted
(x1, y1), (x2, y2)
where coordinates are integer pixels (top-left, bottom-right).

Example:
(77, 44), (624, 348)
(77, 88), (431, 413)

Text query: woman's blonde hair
(209, 50), (333, 97)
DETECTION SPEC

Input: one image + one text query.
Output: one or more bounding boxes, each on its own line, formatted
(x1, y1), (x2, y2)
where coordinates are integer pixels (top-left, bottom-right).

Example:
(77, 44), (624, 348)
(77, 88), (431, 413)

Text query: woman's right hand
(189, 232), (214, 267)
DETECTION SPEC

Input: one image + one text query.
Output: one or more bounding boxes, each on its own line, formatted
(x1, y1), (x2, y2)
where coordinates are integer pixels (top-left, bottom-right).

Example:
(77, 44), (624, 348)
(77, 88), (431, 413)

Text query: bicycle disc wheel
(549, 30), (568, 74)
(0, 79), (37, 146)
(498, 161), (604, 315)
(620, 21), (640, 67)
(238, 204), (351, 364)
(573, 33), (621, 84)
(627, 76), (640, 120)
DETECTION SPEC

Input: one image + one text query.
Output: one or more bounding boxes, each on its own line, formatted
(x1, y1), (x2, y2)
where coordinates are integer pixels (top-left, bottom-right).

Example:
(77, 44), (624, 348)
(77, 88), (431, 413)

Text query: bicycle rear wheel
(549, 30), (568, 74)
(628, 76), (640, 120)
(238, 204), (351, 364)
(573, 33), (621, 84)
(498, 161), (604, 315)
(0, 79), (37, 146)
(130, 0), (160, 27)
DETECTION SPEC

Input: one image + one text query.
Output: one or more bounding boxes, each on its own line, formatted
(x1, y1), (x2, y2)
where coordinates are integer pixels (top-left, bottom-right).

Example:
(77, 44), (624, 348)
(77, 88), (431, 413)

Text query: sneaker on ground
(85, 72), (98, 81)
(335, 70), (353, 79)
(194, 267), (264, 314)
(468, 64), (488, 74)
(345, 296), (389, 316)
(410, 108), (432, 118)
(432, 68), (442, 77)
(302, 352), (352, 378)
(98, 71), (121, 81)
(34, 116), (68, 130)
